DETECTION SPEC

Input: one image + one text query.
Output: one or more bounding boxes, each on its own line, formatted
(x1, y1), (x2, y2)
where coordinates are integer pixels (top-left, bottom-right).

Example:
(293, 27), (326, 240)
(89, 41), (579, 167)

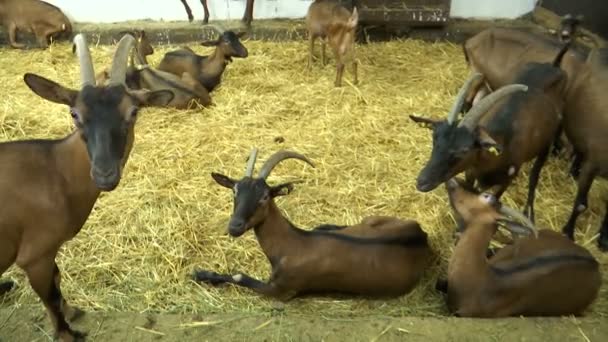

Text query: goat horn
(109, 34), (137, 86)
(72, 34), (96, 87)
(447, 72), (483, 124)
(258, 150), (315, 180)
(498, 205), (538, 238)
(244, 148), (258, 177)
(458, 84), (528, 130)
(208, 24), (226, 35)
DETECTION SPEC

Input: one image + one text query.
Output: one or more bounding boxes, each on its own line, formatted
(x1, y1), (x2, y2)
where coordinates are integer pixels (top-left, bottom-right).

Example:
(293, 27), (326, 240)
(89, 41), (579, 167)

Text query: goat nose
(94, 166), (116, 178)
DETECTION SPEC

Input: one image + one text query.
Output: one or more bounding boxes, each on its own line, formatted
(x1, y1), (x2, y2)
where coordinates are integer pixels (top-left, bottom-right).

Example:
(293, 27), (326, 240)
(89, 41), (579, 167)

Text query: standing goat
(443, 177), (601, 317)
(0, 34), (173, 341)
(410, 42), (570, 223)
(306, 0), (359, 87)
(179, 0), (255, 26)
(0, 0), (72, 49)
(157, 27), (248, 93)
(193, 149), (432, 299)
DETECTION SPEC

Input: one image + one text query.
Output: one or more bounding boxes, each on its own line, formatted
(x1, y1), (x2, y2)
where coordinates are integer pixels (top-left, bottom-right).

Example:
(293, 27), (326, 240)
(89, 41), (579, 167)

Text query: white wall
(46, 0), (537, 23)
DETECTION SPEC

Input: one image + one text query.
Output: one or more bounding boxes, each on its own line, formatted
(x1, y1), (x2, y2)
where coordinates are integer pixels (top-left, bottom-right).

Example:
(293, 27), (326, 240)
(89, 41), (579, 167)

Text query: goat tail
(552, 41), (571, 68)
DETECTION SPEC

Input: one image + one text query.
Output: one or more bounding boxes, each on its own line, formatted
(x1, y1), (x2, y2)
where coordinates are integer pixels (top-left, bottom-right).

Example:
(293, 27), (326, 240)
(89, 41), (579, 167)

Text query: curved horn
(498, 205), (538, 238)
(244, 148), (258, 177)
(447, 72), (484, 124)
(73, 34), (96, 87)
(258, 150), (315, 180)
(458, 84), (528, 130)
(109, 34), (137, 85)
(208, 24), (225, 35)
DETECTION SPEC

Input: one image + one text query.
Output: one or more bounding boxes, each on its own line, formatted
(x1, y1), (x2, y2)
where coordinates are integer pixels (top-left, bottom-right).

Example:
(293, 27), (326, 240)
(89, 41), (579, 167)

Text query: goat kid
(306, 0), (359, 87)
(0, 0), (72, 49)
(0, 34), (173, 341)
(180, 0), (255, 26)
(193, 149), (432, 299)
(444, 177), (601, 317)
(157, 27), (248, 93)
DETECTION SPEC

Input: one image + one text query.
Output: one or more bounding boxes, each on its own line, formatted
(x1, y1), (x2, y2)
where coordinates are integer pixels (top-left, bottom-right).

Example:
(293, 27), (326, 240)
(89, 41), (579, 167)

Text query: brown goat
(410, 40), (570, 223)
(193, 149), (432, 299)
(306, 0), (358, 87)
(444, 177), (601, 317)
(179, 0), (255, 26)
(0, 0), (72, 49)
(0, 34), (173, 341)
(157, 27), (248, 93)
(95, 30), (155, 89)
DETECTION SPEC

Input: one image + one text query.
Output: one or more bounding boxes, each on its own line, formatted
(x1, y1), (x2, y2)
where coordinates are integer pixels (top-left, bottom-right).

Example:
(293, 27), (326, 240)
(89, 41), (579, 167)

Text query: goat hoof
(69, 307), (86, 322)
(598, 234), (608, 252)
(562, 229), (575, 241)
(0, 280), (15, 295)
(57, 328), (87, 342)
(192, 270), (225, 286)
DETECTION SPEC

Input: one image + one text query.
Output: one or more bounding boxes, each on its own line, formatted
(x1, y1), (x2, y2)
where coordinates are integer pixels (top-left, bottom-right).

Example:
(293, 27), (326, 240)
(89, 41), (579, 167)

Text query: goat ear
(348, 7), (359, 28)
(23, 73), (78, 106)
(475, 127), (502, 156)
(201, 39), (220, 47)
(409, 115), (440, 130)
(270, 182), (294, 198)
(130, 89), (175, 107)
(211, 172), (236, 189)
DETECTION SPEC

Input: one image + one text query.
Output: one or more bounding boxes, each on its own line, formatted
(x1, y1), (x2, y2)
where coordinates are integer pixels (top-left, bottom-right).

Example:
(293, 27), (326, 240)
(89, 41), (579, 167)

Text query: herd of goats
(0, 0), (607, 341)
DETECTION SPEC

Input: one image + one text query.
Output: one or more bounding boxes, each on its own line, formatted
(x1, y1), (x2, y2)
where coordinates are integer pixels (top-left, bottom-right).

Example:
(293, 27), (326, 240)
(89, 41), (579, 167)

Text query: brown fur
(445, 178), (601, 317)
(0, 34), (174, 341)
(0, 0), (72, 49)
(306, 0), (358, 87)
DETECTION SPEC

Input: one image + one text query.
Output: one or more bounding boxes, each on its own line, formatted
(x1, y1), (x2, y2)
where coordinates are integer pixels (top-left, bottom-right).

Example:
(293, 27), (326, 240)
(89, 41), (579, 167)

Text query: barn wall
(47, 0), (538, 23)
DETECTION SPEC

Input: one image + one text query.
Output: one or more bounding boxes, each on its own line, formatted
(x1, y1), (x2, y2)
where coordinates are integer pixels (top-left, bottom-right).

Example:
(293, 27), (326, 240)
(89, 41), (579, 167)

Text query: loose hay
(0, 37), (606, 318)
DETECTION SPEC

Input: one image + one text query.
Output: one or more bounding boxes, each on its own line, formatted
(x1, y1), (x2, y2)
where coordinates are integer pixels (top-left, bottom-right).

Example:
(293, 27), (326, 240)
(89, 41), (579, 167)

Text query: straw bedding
(0, 37), (606, 318)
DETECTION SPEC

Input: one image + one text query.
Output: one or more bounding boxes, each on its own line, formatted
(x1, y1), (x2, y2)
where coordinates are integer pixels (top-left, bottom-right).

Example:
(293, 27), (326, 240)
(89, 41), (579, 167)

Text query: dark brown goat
(410, 42), (570, 223)
(0, 0), (72, 48)
(444, 177), (601, 317)
(306, 0), (359, 87)
(179, 0), (255, 26)
(193, 149), (432, 299)
(157, 27), (248, 93)
(0, 34), (173, 341)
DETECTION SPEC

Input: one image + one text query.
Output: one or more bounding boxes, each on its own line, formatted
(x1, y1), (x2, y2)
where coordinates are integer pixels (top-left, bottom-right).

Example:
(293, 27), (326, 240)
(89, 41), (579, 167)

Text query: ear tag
(487, 146), (501, 156)
(137, 37), (142, 43)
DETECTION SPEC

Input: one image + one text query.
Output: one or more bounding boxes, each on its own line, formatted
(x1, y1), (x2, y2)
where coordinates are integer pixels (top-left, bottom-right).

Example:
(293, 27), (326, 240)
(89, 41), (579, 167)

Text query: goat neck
(448, 221), (495, 284)
(253, 200), (301, 262)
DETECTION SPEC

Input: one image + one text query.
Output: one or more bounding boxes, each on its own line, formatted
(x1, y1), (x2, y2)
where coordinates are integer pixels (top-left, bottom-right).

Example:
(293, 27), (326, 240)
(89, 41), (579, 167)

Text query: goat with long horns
(194, 149), (433, 299)
(0, 33), (174, 341)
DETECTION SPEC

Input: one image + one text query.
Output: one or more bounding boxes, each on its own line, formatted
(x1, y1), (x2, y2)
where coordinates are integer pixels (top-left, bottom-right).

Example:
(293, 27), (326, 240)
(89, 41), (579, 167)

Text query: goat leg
(8, 22), (25, 49)
(321, 40), (327, 66)
(193, 270), (290, 299)
(570, 152), (583, 179)
(307, 35), (315, 70)
(435, 279), (448, 294)
(25, 258), (86, 341)
(598, 202), (608, 251)
(0, 280), (15, 295)
(242, 0), (254, 26)
(180, 0), (194, 22)
(352, 60), (358, 85)
(524, 146), (551, 223)
(562, 163), (596, 240)
(200, 0), (209, 24)
(335, 60), (345, 87)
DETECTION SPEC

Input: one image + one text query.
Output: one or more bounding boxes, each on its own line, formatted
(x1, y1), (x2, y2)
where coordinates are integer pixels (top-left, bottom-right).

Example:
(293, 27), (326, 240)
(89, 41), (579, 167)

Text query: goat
(126, 43), (212, 109)
(157, 26), (248, 93)
(558, 31), (608, 251)
(0, 34), (173, 341)
(95, 30), (155, 89)
(0, 0), (72, 49)
(179, 0), (255, 26)
(443, 177), (601, 317)
(193, 149), (432, 299)
(410, 42), (571, 223)
(306, 0), (359, 87)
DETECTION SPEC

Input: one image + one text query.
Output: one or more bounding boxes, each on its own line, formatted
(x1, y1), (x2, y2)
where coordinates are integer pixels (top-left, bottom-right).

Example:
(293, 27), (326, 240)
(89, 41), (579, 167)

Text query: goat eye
(69, 108), (80, 120)
(129, 107), (139, 119)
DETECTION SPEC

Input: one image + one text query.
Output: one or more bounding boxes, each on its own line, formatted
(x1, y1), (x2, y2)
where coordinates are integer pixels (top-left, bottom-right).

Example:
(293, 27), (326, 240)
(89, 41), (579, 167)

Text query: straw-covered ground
(0, 36), (607, 322)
